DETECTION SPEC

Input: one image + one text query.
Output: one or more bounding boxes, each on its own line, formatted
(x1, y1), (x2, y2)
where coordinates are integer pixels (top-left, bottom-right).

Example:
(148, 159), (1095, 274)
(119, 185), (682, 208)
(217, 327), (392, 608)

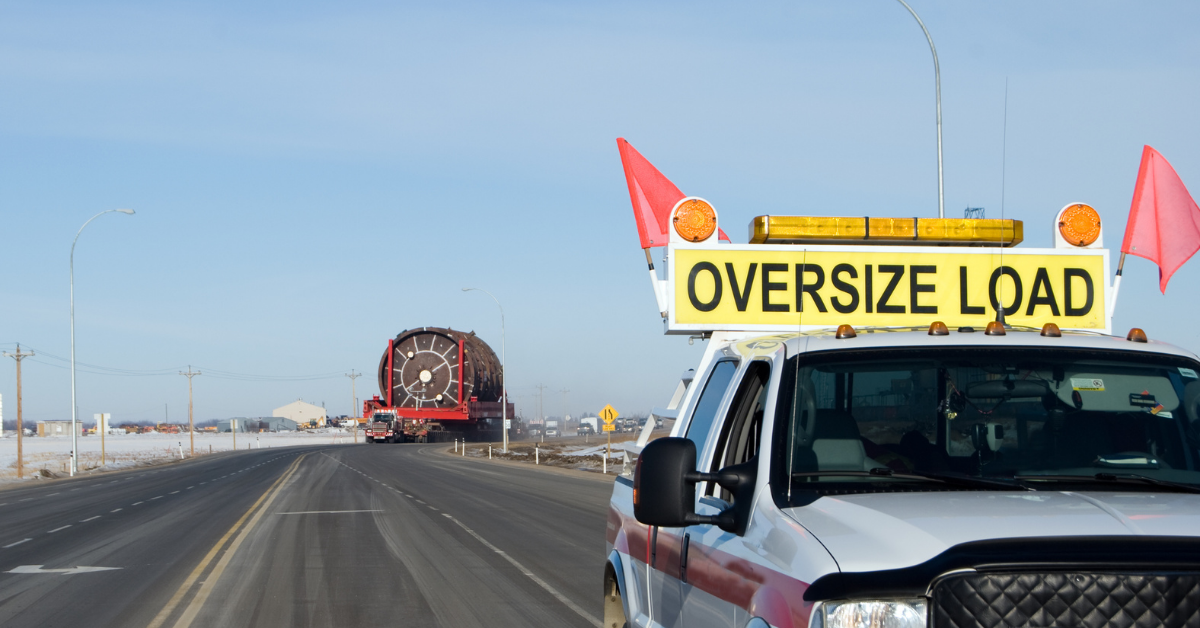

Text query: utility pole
(346, 370), (361, 418)
(3, 345), (33, 479)
(560, 388), (570, 431)
(179, 366), (201, 457)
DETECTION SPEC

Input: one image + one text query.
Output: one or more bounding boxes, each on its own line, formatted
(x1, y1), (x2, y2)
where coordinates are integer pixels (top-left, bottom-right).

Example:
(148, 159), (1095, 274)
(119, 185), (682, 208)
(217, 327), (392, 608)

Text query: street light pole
(180, 366), (201, 457)
(462, 288), (507, 453)
(70, 208), (135, 476)
(895, 0), (944, 219)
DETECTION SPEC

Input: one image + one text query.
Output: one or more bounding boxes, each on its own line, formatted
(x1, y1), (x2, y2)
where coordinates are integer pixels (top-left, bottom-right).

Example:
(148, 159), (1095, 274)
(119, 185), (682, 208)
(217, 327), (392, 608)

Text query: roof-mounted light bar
(748, 216), (1023, 247)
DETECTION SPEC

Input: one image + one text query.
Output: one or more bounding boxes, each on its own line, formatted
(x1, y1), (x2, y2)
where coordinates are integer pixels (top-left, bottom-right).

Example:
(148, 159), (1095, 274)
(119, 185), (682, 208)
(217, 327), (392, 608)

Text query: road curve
(0, 443), (614, 627)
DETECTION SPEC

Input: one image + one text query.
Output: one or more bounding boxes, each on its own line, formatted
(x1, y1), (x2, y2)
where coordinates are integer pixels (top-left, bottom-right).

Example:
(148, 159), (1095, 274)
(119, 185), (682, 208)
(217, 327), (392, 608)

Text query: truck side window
(685, 360), (739, 457)
(707, 362), (771, 498)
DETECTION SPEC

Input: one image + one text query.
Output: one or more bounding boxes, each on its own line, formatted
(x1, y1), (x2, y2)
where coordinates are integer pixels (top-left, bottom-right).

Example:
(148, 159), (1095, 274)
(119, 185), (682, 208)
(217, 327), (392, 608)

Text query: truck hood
(784, 491), (1200, 573)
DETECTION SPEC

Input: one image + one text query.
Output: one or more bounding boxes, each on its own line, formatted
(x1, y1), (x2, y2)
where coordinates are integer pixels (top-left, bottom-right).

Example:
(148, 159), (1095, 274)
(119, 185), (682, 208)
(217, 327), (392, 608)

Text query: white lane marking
(446, 514), (602, 627)
(47, 525), (72, 533)
(169, 491), (179, 495)
(111, 509), (123, 513)
(3, 539), (31, 548)
(132, 502), (144, 505)
(69, 488), (79, 492)
(80, 516), (101, 522)
(274, 510), (384, 515)
(150, 496), (163, 500)
(19, 498), (33, 502)
(47, 493), (60, 496)
(187, 486), (194, 490)
(6, 565), (121, 574)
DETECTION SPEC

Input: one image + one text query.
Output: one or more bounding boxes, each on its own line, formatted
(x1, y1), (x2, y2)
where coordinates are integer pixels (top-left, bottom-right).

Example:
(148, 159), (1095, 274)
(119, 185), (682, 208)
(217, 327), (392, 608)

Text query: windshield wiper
(1013, 473), (1200, 494)
(792, 468), (1029, 491)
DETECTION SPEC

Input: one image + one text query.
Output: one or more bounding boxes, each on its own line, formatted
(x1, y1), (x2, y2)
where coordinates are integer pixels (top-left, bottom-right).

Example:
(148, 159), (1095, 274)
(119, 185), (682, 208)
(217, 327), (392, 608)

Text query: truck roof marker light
(1058, 203), (1102, 247)
(835, 324), (857, 339)
(985, 321), (1007, 336)
(1040, 323), (1062, 338)
(673, 198), (717, 242)
(928, 321), (949, 336)
(1127, 328), (1148, 343)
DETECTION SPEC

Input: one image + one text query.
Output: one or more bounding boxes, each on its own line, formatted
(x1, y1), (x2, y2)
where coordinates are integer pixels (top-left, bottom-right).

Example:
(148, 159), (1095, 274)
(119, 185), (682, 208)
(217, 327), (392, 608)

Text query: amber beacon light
(673, 199), (717, 242)
(1058, 203), (1102, 247)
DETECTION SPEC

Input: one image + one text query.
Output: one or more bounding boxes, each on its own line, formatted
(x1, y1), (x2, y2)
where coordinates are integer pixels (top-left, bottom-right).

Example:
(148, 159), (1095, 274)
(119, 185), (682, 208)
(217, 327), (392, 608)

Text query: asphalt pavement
(0, 442), (615, 627)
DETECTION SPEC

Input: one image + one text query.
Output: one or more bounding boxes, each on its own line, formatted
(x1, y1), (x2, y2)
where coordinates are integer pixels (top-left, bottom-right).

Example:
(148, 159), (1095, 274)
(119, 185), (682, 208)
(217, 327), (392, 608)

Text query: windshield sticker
(1180, 367), (1198, 379)
(1130, 392), (1158, 407)
(1071, 378), (1105, 391)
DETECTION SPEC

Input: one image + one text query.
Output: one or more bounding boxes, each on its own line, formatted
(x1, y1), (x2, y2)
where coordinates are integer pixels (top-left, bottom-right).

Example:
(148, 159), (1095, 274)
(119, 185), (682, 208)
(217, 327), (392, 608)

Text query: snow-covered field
(0, 429), (358, 482)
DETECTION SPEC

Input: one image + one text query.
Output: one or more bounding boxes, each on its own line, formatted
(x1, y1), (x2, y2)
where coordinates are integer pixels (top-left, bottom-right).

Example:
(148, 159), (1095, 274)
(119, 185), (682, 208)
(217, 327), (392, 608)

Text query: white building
(273, 399), (327, 426)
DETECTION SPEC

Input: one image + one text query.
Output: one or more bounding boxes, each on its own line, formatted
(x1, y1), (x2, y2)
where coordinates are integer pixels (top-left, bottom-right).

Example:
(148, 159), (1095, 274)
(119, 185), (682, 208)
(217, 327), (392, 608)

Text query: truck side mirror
(633, 437), (748, 533)
(633, 438), (697, 527)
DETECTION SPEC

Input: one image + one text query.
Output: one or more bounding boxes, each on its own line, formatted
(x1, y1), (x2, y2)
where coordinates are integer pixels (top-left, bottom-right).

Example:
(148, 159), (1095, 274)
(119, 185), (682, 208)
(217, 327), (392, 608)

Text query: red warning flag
(1121, 145), (1200, 293)
(617, 138), (729, 247)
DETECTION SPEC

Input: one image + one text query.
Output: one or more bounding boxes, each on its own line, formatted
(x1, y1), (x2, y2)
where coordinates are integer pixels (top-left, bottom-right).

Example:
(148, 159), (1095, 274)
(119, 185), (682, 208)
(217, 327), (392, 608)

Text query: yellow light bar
(748, 216), (1023, 247)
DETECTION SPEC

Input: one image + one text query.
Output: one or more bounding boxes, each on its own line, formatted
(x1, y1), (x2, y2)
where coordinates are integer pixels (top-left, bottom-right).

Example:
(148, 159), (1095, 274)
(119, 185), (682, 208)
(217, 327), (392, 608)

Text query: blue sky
(1, 1), (1198, 425)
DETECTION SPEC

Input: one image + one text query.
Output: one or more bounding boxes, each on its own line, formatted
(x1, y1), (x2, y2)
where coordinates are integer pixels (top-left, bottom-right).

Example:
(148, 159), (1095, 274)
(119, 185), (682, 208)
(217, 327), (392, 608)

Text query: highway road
(0, 443), (615, 627)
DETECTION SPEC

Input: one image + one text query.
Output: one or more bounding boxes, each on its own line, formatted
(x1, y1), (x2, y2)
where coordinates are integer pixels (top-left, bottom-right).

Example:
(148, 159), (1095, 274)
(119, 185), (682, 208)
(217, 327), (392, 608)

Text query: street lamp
(462, 288), (507, 453)
(895, 0), (944, 219)
(70, 208), (135, 476)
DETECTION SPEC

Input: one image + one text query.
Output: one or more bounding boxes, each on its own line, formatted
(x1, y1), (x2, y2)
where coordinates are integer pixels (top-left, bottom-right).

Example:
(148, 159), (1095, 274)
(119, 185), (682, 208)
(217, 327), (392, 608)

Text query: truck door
(649, 358), (738, 628)
(683, 360), (773, 628)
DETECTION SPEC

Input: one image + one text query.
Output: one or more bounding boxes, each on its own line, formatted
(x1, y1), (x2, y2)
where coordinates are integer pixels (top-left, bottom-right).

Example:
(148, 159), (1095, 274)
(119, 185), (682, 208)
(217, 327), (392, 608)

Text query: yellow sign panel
(602, 424), (616, 432)
(600, 404), (619, 423)
(670, 246), (1108, 332)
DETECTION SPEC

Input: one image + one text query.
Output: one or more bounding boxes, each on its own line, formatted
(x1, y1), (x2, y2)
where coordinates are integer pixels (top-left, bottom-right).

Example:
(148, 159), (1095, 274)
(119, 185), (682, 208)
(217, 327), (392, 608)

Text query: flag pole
(645, 248), (667, 317)
(1110, 252), (1127, 317)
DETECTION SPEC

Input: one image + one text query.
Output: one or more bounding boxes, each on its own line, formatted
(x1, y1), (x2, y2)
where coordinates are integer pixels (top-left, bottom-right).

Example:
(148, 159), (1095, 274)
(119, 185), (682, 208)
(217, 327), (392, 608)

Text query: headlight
(811, 600), (927, 628)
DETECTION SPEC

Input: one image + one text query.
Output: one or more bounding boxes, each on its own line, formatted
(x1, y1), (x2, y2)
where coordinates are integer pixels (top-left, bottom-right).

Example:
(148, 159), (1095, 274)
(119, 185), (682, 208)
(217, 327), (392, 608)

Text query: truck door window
(707, 361), (771, 499)
(685, 360), (739, 456)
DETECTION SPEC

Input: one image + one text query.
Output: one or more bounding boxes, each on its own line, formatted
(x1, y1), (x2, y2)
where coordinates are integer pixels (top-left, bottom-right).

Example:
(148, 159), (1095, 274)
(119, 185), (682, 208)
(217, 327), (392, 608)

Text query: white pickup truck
(603, 203), (1200, 628)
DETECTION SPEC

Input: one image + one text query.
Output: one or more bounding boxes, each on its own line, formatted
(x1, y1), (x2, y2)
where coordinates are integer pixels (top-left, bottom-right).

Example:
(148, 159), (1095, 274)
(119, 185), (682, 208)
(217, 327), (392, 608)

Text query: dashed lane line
(3, 539), (31, 548)
(80, 516), (101, 522)
(47, 525), (71, 534)
(111, 508), (123, 513)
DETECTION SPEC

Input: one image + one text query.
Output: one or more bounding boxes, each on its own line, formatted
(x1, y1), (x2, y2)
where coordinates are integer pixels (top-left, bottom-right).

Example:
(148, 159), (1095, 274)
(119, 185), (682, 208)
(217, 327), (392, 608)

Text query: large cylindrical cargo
(377, 327), (502, 410)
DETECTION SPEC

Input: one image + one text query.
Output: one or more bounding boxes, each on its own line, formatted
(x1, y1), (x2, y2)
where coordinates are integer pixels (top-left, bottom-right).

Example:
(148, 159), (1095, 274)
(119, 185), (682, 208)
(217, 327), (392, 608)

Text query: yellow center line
(145, 454), (307, 628)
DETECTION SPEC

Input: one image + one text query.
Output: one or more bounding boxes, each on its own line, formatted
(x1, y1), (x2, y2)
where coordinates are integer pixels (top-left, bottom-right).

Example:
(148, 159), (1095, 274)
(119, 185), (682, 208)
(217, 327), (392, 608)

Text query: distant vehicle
(580, 417), (599, 433)
(578, 423), (595, 436)
(545, 419), (560, 438)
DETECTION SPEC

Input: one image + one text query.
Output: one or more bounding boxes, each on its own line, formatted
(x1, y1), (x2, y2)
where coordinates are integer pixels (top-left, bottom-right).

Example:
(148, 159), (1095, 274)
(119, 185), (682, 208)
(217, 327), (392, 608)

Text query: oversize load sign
(669, 245), (1109, 333)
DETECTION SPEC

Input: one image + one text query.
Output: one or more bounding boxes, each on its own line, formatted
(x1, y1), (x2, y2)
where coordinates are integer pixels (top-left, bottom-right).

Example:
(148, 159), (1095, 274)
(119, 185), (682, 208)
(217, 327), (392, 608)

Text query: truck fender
(605, 549), (632, 623)
(748, 586), (795, 628)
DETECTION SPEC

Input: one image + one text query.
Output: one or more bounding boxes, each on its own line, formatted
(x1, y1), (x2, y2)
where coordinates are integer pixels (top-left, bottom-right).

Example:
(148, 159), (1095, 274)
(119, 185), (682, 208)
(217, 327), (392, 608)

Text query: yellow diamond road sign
(600, 404), (619, 424)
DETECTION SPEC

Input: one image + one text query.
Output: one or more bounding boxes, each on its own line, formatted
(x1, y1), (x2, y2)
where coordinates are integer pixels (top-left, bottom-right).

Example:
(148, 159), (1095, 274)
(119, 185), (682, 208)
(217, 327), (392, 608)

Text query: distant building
(218, 417), (297, 433)
(37, 420), (80, 437)
(273, 400), (327, 426)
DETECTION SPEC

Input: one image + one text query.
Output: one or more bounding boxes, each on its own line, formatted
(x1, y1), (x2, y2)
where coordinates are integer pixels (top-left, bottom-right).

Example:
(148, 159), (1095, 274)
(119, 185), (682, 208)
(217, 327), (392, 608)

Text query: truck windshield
(774, 348), (1200, 502)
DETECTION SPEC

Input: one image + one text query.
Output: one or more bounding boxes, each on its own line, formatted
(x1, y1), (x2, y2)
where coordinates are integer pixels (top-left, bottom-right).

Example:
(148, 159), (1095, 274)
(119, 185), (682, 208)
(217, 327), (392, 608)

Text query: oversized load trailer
(362, 327), (514, 443)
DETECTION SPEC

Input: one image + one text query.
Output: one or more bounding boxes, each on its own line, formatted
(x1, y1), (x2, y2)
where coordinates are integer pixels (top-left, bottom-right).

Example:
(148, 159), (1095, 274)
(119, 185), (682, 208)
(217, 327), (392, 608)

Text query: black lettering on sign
(688, 262), (722, 312)
(865, 265), (873, 314)
(910, 265), (937, 314)
(959, 266), (986, 315)
(725, 263), (757, 312)
(1064, 268), (1094, 316)
(1025, 268), (1061, 316)
(988, 266), (1023, 314)
(762, 263), (789, 312)
(795, 264), (827, 313)
(876, 265), (906, 314)
(830, 264), (860, 314)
